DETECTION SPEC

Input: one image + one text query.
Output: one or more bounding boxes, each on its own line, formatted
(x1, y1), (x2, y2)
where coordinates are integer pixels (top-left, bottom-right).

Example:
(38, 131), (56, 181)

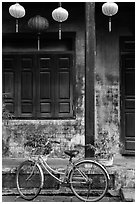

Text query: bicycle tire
(16, 160), (44, 200)
(69, 160), (109, 202)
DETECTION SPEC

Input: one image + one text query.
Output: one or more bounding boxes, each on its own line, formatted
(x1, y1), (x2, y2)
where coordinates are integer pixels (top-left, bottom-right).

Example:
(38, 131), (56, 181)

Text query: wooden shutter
(55, 54), (74, 118)
(37, 54), (54, 118)
(3, 54), (17, 116)
(3, 52), (74, 119)
(3, 53), (36, 118)
(19, 54), (35, 118)
(37, 53), (74, 118)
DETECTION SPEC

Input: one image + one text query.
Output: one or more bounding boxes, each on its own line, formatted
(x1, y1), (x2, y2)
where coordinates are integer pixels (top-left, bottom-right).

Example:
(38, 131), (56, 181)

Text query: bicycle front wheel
(69, 160), (109, 202)
(16, 160), (43, 200)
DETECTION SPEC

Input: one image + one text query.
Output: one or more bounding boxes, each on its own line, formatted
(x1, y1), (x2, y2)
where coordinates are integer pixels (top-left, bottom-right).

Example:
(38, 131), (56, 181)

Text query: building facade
(2, 2), (135, 158)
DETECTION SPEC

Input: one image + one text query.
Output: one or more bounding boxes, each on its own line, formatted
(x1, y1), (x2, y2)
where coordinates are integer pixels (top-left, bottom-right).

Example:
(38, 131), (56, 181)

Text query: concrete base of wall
(2, 172), (60, 189)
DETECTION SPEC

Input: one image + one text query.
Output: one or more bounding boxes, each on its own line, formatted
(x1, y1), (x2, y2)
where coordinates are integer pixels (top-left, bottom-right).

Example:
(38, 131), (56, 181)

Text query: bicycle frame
(27, 140), (110, 189)
(32, 154), (72, 184)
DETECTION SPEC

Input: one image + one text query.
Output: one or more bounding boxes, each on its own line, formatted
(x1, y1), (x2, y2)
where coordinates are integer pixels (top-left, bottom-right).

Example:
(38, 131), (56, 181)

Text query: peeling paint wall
(3, 118), (85, 158)
(95, 74), (120, 156)
(95, 31), (121, 156)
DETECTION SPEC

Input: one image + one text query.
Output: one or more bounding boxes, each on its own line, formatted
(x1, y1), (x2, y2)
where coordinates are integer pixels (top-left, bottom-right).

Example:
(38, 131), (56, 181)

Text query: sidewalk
(2, 195), (122, 202)
(2, 155), (135, 201)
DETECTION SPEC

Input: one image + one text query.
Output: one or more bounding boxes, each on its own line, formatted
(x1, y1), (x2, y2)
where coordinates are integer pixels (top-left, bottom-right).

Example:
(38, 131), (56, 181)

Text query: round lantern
(102, 2), (118, 32)
(9, 3), (25, 33)
(28, 15), (49, 50)
(28, 15), (49, 33)
(52, 6), (68, 40)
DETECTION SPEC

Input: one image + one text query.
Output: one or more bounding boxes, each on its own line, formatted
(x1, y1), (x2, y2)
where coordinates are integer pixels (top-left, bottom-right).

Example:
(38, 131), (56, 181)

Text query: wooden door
(120, 37), (135, 155)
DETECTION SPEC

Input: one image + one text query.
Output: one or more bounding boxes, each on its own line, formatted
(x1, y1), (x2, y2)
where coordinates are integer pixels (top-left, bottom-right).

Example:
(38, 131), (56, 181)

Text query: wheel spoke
(87, 180), (92, 199)
(76, 167), (88, 181)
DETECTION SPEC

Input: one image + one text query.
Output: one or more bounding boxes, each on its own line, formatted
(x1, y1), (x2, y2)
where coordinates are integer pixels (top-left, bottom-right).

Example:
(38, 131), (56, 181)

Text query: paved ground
(2, 195), (122, 202)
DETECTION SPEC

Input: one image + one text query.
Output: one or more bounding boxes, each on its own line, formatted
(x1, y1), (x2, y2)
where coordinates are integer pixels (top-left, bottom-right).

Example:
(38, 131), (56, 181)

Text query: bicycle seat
(64, 150), (79, 158)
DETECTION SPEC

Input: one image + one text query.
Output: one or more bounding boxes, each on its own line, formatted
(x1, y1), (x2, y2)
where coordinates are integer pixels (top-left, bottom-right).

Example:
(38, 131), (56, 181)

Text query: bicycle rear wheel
(16, 160), (43, 200)
(69, 160), (109, 202)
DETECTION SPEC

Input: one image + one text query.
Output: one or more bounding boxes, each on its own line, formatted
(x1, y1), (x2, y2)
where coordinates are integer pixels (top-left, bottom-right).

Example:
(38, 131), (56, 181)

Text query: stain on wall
(95, 73), (121, 157)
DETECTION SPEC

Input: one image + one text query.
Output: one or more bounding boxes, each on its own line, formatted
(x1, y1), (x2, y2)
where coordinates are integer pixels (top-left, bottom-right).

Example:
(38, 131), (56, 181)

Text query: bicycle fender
(37, 163), (44, 188)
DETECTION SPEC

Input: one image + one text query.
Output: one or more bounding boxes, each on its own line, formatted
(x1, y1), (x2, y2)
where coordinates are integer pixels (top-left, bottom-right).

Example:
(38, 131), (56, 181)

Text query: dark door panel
(120, 37), (135, 155)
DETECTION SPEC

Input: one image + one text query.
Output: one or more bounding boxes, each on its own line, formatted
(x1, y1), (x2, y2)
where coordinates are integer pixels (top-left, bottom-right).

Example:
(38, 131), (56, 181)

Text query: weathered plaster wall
(3, 119), (85, 158)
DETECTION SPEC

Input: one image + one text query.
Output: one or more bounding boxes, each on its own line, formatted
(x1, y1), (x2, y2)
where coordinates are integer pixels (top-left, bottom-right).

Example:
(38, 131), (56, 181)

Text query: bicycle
(16, 140), (110, 202)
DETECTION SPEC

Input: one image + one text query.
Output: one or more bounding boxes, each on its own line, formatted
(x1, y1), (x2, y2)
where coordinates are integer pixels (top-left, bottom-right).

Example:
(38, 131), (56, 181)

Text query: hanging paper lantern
(28, 15), (49, 33)
(52, 6), (68, 40)
(102, 2), (118, 32)
(28, 15), (49, 50)
(9, 3), (25, 33)
(9, 3), (25, 18)
(52, 6), (68, 22)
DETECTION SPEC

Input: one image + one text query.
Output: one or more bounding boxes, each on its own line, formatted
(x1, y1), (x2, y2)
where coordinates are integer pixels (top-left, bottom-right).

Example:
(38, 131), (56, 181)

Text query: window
(3, 52), (74, 119)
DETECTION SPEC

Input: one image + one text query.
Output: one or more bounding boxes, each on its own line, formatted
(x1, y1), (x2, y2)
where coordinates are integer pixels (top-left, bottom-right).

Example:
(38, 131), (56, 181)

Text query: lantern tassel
(109, 17), (111, 32)
(16, 19), (18, 33)
(38, 34), (40, 51)
(59, 23), (61, 40)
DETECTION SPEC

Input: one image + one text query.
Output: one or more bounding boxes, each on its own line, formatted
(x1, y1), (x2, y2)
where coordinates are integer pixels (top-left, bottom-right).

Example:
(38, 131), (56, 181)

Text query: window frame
(3, 51), (75, 120)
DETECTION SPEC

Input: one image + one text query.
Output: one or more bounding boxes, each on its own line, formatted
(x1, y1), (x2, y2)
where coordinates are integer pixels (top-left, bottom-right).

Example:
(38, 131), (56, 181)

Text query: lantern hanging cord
(59, 2), (62, 7)
(37, 33), (40, 51)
